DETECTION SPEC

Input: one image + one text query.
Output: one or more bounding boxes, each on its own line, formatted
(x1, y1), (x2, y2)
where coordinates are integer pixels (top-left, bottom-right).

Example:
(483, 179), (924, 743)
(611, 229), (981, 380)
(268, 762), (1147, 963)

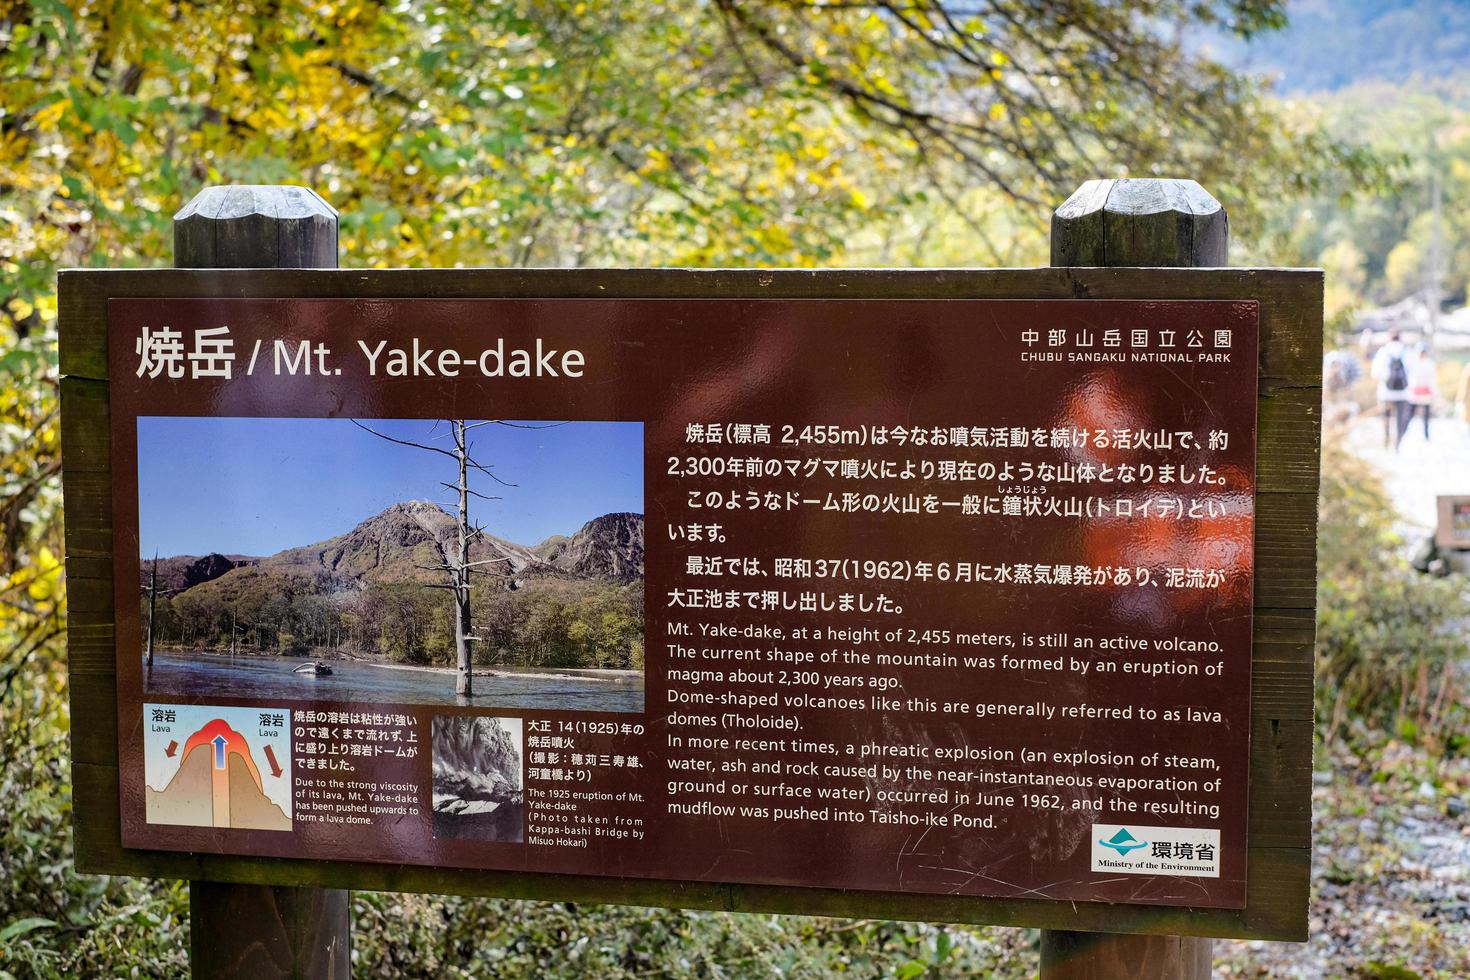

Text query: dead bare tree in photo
(141, 552), (181, 670)
(351, 419), (549, 698)
(144, 552), (159, 669)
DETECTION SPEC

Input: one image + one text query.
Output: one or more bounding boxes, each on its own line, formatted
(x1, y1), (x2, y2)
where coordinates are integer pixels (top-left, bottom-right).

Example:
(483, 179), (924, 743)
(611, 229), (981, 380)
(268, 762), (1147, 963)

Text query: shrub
(1314, 441), (1469, 747)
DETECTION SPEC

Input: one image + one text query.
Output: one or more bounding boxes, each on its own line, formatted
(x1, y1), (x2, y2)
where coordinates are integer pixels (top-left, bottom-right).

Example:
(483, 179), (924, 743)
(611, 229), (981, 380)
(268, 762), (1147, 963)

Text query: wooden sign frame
(1436, 495), (1470, 551)
(59, 265), (1320, 942)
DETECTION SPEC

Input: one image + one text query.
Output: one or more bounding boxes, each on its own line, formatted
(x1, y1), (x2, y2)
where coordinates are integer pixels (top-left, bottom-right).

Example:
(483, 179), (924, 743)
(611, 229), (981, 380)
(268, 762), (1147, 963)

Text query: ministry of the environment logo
(1090, 823), (1221, 878)
(1098, 827), (1148, 856)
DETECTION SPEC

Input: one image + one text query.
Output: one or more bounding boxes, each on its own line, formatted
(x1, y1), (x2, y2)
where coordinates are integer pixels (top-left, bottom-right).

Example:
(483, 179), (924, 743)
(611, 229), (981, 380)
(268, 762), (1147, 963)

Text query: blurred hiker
(1408, 344), (1436, 441)
(1323, 349), (1361, 395)
(1370, 331), (1412, 450)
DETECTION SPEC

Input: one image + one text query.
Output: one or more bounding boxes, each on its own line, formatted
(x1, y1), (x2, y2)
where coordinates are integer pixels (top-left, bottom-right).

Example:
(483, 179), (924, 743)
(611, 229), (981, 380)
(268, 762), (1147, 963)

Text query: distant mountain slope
(536, 512), (644, 581)
(1207, 0), (1470, 92)
(142, 553), (258, 593)
(152, 502), (643, 600)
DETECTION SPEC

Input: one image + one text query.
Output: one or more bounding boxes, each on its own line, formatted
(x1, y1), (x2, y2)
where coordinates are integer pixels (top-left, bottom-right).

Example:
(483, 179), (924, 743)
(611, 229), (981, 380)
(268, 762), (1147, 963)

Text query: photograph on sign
(96, 291), (1267, 917)
(432, 714), (525, 843)
(135, 416), (646, 713)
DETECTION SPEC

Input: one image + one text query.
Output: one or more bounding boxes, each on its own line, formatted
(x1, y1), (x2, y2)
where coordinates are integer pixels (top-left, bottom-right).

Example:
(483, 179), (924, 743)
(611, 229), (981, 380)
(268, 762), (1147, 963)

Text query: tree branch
(351, 419), (461, 462)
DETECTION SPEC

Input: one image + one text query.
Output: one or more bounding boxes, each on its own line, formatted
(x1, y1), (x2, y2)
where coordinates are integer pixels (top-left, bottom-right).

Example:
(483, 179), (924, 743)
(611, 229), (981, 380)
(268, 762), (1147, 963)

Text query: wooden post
(174, 185), (350, 980)
(1042, 176), (1227, 980)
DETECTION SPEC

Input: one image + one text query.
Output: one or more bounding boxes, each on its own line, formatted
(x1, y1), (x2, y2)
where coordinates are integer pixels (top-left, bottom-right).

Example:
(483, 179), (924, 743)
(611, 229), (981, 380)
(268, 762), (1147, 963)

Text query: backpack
(1386, 354), (1408, 392)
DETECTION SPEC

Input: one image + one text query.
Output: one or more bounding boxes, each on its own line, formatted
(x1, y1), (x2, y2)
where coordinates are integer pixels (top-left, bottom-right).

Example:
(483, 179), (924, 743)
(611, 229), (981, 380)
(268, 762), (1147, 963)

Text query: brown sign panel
(59, 267), (1321, 940)
(107, 294), (1255, 907)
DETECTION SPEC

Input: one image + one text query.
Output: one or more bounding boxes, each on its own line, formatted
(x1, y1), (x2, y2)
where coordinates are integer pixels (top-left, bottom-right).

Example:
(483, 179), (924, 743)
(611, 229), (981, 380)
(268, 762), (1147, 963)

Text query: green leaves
(0, 917), (56, 943)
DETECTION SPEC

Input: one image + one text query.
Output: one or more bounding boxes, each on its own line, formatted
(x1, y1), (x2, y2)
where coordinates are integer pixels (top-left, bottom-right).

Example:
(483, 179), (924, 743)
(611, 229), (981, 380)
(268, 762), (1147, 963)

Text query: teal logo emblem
(1099, 828), (1148, 856)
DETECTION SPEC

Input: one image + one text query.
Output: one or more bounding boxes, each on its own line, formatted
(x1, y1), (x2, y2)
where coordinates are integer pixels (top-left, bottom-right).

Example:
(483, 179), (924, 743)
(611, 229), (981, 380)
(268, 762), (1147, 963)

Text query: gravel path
(1343, 414), (1470, 532)
(1216, 773), (1470, 978)
(1211, 416), (1470, 976)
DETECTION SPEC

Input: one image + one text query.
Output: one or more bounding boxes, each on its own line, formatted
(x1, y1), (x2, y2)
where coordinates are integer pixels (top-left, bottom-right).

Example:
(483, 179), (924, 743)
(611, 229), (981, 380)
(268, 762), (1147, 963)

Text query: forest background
(2, 1), (1468, 975)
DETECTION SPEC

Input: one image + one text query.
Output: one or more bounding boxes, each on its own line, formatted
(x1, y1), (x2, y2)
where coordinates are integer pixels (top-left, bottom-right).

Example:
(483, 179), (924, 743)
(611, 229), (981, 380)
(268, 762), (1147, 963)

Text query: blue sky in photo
(137, 417), (644, 558)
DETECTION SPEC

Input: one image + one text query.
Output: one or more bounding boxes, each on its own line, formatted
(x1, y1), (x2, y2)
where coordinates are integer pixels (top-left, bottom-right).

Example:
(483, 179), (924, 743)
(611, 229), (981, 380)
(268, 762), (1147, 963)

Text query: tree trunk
(454, 419), (474, 697)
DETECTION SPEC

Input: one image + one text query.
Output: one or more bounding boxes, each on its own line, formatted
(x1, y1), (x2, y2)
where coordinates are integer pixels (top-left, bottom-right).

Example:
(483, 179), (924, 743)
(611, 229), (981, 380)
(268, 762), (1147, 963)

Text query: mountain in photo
(265, 499), (547, 586)
(535, 511), (644, 580)
(154, 501), (644, 598)
(143, 502), (646, 672)
(141, 552), (259, 592)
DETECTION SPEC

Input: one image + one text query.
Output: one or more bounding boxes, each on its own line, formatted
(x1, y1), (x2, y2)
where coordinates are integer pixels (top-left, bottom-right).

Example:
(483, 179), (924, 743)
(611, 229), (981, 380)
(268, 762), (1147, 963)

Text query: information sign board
(59, 268), (1321, 940)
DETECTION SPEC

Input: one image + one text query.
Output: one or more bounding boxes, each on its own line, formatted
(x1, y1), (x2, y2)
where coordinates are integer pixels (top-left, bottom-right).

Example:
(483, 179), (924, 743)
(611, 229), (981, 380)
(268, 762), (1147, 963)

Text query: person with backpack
(1370, 331), (1413, 450)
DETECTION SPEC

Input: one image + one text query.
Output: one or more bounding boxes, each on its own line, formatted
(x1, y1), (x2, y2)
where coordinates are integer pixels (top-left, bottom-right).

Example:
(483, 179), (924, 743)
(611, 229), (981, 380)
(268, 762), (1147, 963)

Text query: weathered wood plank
(62, 273), (121, 785)
(58, 266), (1323, 381)
(58, 377), (110, 472)
(65, 554), (112, 581)
(64, 622), (115, 678)
(69, 663), (120, 771)
(1252, 605), (1316, 636)
(174, 185), (338, 271)
(64, 572), (114, 617)
(1049, 180), (1115, 267)
(1251, 660), (1314, 720)
(1257, 386), (1323, 494)
(1253, 491), (1320, 609)
(191, 882), (349, 980)
(1041, 931), (1213, 979)
(59, 483), (111, 562)
(57, 266), (110, 381)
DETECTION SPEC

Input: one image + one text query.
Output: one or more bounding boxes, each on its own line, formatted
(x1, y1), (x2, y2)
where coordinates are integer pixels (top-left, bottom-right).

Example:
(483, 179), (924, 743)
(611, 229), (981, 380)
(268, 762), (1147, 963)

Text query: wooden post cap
(1050, 178), (1227, 268)
(174, 185), (338, 269)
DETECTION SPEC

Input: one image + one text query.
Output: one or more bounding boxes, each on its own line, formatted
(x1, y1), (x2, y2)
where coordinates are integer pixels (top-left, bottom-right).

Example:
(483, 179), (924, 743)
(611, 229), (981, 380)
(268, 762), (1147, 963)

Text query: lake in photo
(144, 651), (645, 712)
